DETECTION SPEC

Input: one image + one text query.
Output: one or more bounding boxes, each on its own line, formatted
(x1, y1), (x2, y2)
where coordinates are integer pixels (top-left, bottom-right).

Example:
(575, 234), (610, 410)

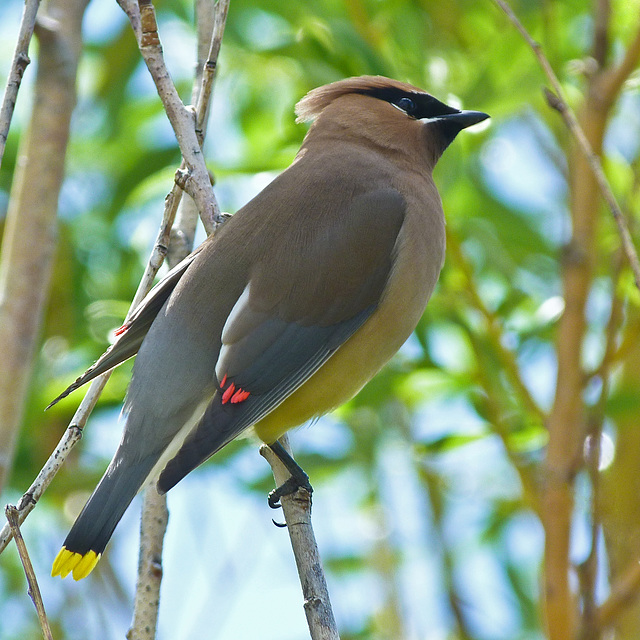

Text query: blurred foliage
(1, 0), (640, 639)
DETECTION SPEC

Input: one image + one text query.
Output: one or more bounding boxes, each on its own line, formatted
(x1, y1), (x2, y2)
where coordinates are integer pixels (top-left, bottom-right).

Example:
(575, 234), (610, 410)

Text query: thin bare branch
(0, 0), (41, 169)
(122, 185), (185, 640)
(0, 422), (81, 553)
(447, 232), (545, 425)
(192, 0), (214, 104)
(596, 560), (640, 628)
(129, 5), (230, 637)
(592, 0), (610, 68)
(127, 487), (168, 640)
(119, 0), (221, 233)
(125, 164), (193, 640)
(5, 505), (54, 640)
(0, 400), (91, 554)
(598, 18), (640, 106)
(544, 88), (640, 290)
(117, 0), (140, 39)
(260, 437), (339, 640)
(492, 0), (640, 292)
(577, 416), (604, 639)
(580, 258), (624, 629)
(195, 0), (230, 137)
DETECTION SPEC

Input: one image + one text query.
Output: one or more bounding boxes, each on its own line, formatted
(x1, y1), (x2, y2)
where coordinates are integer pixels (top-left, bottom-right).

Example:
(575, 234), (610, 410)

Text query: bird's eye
(397, 97), (416, 114)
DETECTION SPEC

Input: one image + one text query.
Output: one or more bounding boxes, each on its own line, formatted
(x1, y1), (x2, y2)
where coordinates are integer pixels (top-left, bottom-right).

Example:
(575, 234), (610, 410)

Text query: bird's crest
(295, 75), (424, 122)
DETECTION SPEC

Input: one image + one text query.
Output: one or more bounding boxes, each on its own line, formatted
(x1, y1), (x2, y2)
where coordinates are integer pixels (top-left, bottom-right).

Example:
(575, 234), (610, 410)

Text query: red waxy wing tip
(220, 376), (250, 404)
(114, 323), (130, 336)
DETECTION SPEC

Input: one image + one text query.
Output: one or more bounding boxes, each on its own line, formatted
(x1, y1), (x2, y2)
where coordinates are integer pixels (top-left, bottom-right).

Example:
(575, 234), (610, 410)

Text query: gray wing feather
(157, 188), (407, 492)
(157, 305), (372, 493)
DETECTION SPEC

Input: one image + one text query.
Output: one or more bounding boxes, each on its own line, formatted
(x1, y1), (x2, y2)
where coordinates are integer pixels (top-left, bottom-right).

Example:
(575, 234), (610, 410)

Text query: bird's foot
(268, 474), (313, 509)
(267, 440), (313, 509)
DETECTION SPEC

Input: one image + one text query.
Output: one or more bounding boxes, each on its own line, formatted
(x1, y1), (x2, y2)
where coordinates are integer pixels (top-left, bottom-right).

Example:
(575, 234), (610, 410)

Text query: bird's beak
(435, 110), (490, 130)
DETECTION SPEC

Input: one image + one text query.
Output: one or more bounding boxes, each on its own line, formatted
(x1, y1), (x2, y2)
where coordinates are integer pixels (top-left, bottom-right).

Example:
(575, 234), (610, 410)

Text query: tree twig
(195, 0), (229, 138)
(260, 436), (339, 640)
(592, 0), (610, 68)
(121, 140), (196, 640)
(447, 231), (545, 425)
(127, 486), (168, 640)
(577, 414), (604, 639)
(128, 4), (230, 638)
(492, 0), (640, 292)
(124, 163), (190, 640)
(543, 87), (640, 290)
(596, 559), (640, 628)
(0, 423), (82, 554)
(0, 0), (41, 169)
(579, 257), (625, 634)
(118, 0), (222, 234)
(598, 18), (640, 107)
(169, 0), (229, 261)
(5, 505), (54, 640)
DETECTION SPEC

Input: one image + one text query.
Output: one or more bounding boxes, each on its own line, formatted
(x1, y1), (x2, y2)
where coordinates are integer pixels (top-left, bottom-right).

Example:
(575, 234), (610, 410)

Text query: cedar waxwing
(50, 75), (488, 580)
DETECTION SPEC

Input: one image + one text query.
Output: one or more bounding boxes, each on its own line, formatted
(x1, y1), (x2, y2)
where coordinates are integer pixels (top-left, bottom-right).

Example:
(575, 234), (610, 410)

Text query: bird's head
(295, 75), (488, 165)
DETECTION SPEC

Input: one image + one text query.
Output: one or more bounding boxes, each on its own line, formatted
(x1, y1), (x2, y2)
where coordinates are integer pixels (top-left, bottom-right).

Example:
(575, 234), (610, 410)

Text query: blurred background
(1, 0), (640, 638)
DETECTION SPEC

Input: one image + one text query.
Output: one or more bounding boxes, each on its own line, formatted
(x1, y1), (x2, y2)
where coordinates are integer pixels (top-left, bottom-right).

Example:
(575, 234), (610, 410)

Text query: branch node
(304, 596), (324, 610)
(155, 242), (169, 257)
(174, 168), (190, 190)
(150, 556), (163, 578)
(543, 87), (564, 113)
(68, 424), (84, 440)
(22, 492), (36, 507)
(15, 52), (30, 74)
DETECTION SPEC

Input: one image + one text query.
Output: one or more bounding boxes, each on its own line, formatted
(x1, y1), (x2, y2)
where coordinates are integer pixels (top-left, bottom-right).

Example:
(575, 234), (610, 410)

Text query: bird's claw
(268, 476), (313, 509)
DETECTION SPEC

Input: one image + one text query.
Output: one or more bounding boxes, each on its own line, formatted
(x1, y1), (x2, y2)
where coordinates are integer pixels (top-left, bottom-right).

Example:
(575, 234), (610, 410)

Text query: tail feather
(52, 453), (158, 580)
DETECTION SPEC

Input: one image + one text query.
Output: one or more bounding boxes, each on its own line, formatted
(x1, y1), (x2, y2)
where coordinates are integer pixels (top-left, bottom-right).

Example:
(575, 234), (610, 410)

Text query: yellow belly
(252, 312), (403, 443)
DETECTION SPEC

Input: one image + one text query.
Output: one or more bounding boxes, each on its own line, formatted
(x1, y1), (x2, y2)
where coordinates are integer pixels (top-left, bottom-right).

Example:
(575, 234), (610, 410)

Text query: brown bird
(50, 75), (488, 580)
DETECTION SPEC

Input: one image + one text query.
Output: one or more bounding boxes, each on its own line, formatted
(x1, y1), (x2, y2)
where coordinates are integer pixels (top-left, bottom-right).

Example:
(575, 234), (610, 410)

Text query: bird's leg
(267, 441), (313, 509)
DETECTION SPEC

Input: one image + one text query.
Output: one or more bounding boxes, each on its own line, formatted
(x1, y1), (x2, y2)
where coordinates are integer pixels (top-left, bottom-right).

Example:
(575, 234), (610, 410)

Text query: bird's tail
(51, 453), (157, 580)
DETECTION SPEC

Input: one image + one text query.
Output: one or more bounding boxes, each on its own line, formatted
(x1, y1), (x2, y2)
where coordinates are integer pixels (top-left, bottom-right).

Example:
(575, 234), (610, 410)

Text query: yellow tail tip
(51, 547), (101, 580)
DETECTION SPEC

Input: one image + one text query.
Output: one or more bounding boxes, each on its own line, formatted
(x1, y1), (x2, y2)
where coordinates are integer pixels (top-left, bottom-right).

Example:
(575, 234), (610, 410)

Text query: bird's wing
(157, 188), (406, 492)
(46, 247), (204, 409)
